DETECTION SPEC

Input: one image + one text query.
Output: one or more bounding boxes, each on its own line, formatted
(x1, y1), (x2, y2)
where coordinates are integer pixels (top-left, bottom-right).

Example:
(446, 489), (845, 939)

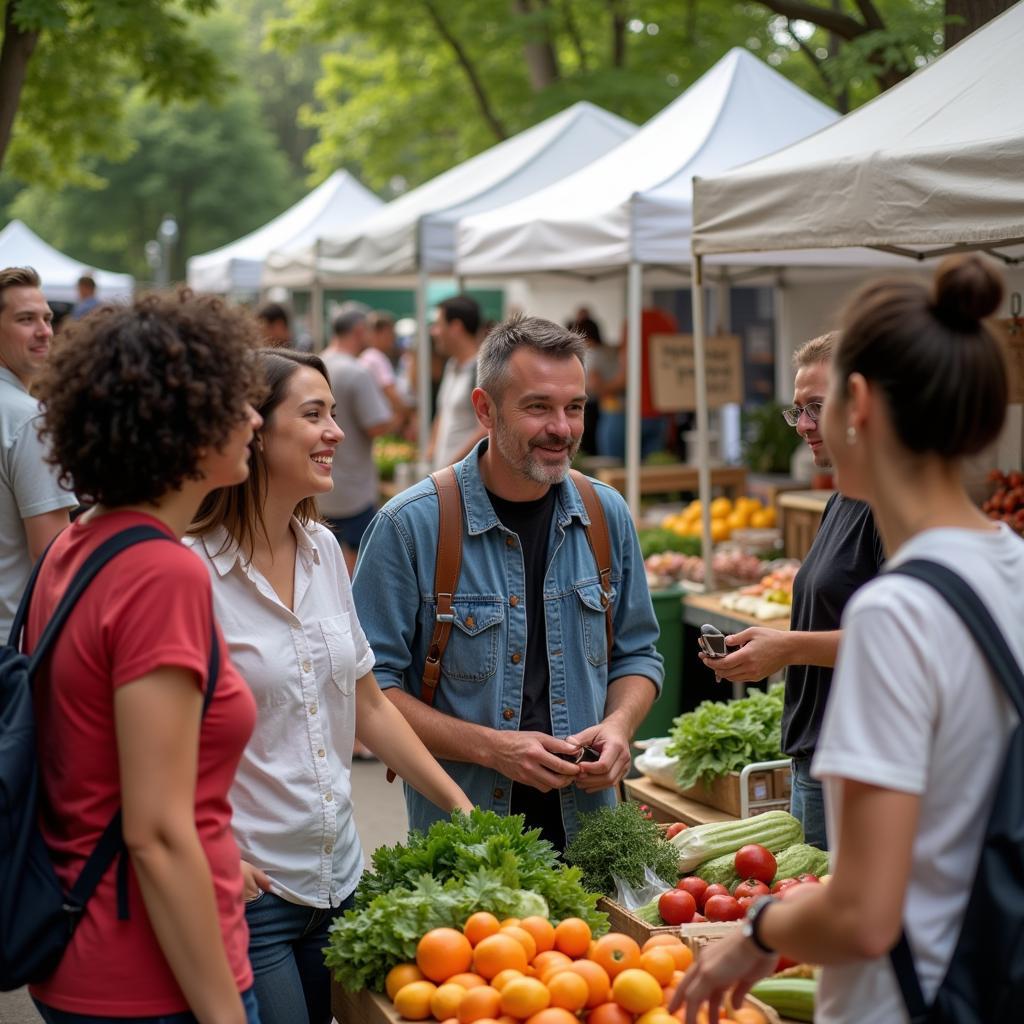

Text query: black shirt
(486, 486), (565, 848)
(782, 493), (885, 759)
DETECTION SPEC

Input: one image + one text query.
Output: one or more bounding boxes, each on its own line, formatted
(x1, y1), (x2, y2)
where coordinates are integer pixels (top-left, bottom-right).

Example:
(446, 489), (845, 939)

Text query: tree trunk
(608, 0), (626, 68)
(945, 0), (1015, 48)
(0, 2), (40, 173)
(513, 0), (560, 91)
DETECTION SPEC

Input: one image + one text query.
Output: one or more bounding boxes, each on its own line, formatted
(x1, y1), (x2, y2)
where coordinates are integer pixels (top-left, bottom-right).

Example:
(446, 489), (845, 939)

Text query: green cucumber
(750, 978), (816, 1022)
(670, 811), (803, 873)
(770, 843), (830, 884)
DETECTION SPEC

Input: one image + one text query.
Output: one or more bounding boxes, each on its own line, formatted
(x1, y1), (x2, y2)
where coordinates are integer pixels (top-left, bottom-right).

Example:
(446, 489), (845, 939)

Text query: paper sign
(649, 333), (744, 411)
(997, 322), (1024, 404)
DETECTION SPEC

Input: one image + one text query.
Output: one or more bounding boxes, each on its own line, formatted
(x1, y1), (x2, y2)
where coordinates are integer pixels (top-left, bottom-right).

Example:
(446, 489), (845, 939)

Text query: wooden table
(683, 591), (790, 634)
(779, 489), (833, 560)
(624, 775), (735, 826)
(594, 463), (748, 499)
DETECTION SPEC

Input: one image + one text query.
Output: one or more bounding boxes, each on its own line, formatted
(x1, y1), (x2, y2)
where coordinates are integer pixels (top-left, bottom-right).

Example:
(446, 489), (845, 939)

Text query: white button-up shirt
(185, 520), (374, 908)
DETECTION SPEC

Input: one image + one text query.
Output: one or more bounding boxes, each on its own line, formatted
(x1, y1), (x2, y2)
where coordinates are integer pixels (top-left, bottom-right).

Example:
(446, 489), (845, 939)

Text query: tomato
(779, 881), (819, 903)
(736, 895), (754, 911)
(692, 912), (707, 923)
(733, 845), (777, 885)
(774, 955), (799, 972)
(658, 889), (696, 925)
(703, 894), (743, 922)
(665, 822), (689, 840)
(770, 878), (799, 895)
(702, 884), (731, 908)
(676, 877), (709, 908)
(796, 873), (821, 885)
(733, 879), (770, 901)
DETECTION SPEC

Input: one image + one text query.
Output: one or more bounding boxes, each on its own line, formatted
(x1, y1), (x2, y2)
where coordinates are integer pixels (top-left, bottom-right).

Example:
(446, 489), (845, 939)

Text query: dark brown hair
(836, 255), (1008, 458)
(190, 348), (331, 558)
(0, 266), (41, 311)
(37, 289), (263, 506)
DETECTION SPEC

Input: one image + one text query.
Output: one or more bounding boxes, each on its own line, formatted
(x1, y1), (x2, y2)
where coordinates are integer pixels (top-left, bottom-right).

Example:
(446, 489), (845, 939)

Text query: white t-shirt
(812, 524), (1024, 1024)
(185, 520), (375, 908)
(432, 357), (480, 470)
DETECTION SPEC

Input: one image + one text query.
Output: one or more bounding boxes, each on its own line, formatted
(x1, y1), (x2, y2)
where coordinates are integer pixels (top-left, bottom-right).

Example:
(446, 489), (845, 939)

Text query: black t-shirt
(782, 493), (885, 759)
(487, 486), (565, 848)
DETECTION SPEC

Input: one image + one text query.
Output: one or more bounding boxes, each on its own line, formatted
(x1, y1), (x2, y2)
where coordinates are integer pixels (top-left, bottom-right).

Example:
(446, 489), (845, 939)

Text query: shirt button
(502, 708), (515, 721)
(301, 660), (312, 673)
(325, 792), (334, 802)
(324, 843), (333, 854)
(317, 749), (326, 758)
(509, 595), (519, 607)
(309, 704), (318, 715)
(465, 615), (476, 629)
(511, 652), (522, 664)
(493, 787), (504, 799)
(505, 536), (516, 547)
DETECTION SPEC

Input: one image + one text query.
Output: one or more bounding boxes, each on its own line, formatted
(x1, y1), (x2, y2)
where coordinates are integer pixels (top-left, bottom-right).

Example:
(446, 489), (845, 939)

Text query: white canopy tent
(683, 3), (1024, 586)
(0, 220), (134, 303)
(186, 171), (382, 295)
(264, 101), (636, 451)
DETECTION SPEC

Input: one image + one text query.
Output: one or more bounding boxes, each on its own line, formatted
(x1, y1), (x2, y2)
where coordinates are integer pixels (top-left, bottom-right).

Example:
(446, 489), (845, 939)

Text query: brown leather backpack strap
(569, 469), (614, 658)
(386, 465), (463, 784)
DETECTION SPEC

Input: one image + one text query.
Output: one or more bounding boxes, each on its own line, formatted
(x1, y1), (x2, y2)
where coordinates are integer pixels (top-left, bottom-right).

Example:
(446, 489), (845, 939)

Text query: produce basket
(598, 895), (737, 950)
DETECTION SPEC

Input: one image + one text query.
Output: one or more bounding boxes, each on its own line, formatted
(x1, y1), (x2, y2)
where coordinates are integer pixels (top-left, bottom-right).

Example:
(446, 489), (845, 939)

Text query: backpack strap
(569, 469), (614, 658)
(885, 558), (1024, 1022)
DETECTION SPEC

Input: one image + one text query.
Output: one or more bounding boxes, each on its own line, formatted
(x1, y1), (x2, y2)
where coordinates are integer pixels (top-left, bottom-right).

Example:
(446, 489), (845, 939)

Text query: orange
(417, 928), (473, 983)
(472, 934), (529, 980)
(612, 968), (663, 1015)
(491, 969), (525, 991)
(499, 976), (550, 1019)
(731, 1009), (768, 1024)
(643, 935), (694, 973)
(522, 1010), (578, 1024)
(446, 972), (488, 990)
(545, 970), (588, 1012)
(552, 917), (591, 958)
(496, 1017), (519, 1024)
(464, 912), (502, 947)
(588, 1002), (634, 1024)
(531, 951), (572, 982)
(636, 1011), (676, 1024)
(640, 948), (677, 986)
(499, 926), (537, 963)
(668, 970), (687, 989)
(561, 958), (610, 1008)
(499, 918), (521, 929)
(591, 933), (642, 979)
(431, 983), (468, 1020)
(456, 985), (502, 1023)
(393, 980), (438, 1020)
(517, 916), (555, 955)
(386, 962), (426, 1000)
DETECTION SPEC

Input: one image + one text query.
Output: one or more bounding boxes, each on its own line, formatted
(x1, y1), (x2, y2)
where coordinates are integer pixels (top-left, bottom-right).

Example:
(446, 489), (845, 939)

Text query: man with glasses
(698, 332), (884, 849)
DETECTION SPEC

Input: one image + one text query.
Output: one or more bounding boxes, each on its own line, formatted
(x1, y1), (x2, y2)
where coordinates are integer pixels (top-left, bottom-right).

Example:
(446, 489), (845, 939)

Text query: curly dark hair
(36, 289), (264, 507)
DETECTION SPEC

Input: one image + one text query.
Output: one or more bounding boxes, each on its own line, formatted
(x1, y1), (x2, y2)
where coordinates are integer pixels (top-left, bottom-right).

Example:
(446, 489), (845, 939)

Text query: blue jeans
(245, 890), (355, 1024)
(33, 987), (261, 1023)
(595, 410), (666, 460)
(790, 757), (828, 851)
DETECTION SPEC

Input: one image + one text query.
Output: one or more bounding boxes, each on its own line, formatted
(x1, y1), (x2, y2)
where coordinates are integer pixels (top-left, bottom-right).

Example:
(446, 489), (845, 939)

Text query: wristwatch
(741, 895), (777, 955)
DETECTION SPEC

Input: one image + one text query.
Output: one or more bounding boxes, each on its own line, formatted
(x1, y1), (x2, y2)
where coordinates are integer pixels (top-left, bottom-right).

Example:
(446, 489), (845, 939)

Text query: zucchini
(692, 851), (741, 888)
(749, 978), (816, 1022)
(670, 811), (803, 873)
(770, 843), (830, 884)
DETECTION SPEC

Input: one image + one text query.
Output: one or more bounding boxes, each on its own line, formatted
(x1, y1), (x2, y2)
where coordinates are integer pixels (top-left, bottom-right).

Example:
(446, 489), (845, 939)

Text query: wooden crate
(332, 984), (398, 1024)
(598, 896), (738, 950)
(674, 770), (780, 818)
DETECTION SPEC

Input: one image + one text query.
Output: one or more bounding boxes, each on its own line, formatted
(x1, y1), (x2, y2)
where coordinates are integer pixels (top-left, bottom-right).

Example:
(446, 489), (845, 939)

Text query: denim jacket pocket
(321, 612), (356, 696)
(441, 600), (504, 681)
(575, 583), (613, 668)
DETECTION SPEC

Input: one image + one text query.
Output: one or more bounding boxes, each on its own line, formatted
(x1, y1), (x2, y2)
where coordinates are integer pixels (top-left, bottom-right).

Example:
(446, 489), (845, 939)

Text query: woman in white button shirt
(187, 349), (472, 1024)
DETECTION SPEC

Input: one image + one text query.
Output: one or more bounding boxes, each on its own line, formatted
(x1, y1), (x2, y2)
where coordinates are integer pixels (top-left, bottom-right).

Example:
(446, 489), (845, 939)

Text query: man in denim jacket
(353, 315), (663, 847)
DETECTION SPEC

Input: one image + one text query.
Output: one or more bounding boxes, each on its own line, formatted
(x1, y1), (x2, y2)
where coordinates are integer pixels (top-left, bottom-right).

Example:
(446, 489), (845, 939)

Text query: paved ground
(0, 758), (408, 1023)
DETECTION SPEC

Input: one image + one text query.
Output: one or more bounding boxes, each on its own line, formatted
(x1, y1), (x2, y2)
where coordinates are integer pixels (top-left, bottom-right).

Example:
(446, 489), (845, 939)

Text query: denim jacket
(352, 441), (663, 840)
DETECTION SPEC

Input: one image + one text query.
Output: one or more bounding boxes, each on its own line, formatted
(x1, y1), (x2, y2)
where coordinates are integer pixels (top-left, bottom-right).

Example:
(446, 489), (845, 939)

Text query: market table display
(778, 490), (832, 561)
(595, 462), (748, 500)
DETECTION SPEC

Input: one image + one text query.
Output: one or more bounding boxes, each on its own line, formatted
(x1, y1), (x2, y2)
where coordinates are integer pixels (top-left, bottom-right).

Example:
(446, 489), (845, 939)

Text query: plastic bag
(633, 736), (686, 794)
(612, 865), (676, 911)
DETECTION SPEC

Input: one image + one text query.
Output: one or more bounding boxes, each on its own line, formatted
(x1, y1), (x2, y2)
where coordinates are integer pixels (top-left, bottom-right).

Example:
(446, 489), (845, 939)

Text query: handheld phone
(560, 745), (601, 764)
(698, 623), (728, 659)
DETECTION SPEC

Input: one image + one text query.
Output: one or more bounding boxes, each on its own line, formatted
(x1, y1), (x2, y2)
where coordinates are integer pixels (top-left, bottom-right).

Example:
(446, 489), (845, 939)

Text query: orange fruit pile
(382, 913), (768, 1024)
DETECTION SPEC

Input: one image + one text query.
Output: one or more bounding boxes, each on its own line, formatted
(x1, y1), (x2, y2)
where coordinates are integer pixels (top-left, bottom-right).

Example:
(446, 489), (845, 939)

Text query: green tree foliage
(0, 0), (226, 187)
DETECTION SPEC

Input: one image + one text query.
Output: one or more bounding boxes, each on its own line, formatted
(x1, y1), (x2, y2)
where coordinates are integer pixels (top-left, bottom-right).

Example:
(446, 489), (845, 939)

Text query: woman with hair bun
(671, 254), (1024, 1024)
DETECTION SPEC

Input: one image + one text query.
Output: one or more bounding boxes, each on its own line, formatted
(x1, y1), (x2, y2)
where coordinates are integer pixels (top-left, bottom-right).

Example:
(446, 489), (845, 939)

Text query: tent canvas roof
(0, 220), (134, 304)
(187, 171), (382, 293)
(692, 4), (1024, 258)
(454, 48), (838, 276)
(265, 101), (635, 283)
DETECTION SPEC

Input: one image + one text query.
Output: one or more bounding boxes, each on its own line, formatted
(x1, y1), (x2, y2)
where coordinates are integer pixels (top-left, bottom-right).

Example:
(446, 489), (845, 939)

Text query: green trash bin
(633, 586), (685, 742)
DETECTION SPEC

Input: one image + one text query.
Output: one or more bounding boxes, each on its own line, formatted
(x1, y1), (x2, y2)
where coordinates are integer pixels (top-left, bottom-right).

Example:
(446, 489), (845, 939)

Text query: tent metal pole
(416, 269), (432, 476)
(693, 255), (715, 591)
(310, 238), (325, 351)
(626, 262), (643, 523)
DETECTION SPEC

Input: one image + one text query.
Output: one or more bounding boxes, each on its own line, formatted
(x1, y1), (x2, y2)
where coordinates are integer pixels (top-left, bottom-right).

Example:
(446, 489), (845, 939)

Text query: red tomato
(775, 956), (799, 972)
(779, 881), (819, 903)
(733, 845), (777, 885)
(770, 878), (799, 895)
(703, 894), (743, 922)
(736, 896), (754, 911)
(733, 879), (770, 901)
(665, 822), (689, 839)
(675, 877), (709, 908)
(692, 912), (707, 923)
(702, 884), (731, 906)
(658, 889), (696, 925)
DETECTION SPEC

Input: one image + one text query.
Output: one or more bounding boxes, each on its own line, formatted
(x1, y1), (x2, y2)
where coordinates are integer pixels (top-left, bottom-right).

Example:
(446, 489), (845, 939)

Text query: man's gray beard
(494, 417), (580, 486)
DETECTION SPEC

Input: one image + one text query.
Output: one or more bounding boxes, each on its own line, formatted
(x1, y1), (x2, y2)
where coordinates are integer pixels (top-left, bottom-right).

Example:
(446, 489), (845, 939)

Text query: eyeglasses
(781, 402), (823, 427)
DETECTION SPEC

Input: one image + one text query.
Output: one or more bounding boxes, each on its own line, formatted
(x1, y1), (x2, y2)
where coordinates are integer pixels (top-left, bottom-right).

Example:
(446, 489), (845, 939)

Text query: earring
(846, 426), (857, 445)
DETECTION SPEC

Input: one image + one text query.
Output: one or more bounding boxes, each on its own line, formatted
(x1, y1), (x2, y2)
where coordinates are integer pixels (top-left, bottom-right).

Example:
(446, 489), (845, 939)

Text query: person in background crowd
(319, 310), (393, 576)
(569, 312), (615, 457)
(701, 332), (884, 850)
(427, 294), (487, 470)
(672, 254), (1024, 1024)
(257, 302), (313, 352)
(27, 290), (265, 1023)
(0, 266), (78, 638)
(361, 310), (410, 429)
(354, 315), (663, 849)
(70, 275), (99, 320)
(187, 348), (472, 1024)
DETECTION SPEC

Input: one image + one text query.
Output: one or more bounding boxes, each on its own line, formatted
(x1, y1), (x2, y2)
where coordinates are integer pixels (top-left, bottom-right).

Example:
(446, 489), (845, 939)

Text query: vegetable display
(669, 810), (803, 873)
(750, 977), (817, 1022)
(769, 843), (829, 884)
(665, 684), (786, 789)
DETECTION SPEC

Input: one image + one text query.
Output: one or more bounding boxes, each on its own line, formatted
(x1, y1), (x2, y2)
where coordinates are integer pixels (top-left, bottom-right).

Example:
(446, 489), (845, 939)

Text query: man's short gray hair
(477, 313), (587, 397)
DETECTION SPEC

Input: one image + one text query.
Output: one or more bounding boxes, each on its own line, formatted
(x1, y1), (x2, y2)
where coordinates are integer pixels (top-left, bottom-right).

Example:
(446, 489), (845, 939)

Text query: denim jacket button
(505, 536), (516, 547)
(493, 787), (504, 799)
(509, 594), (519, 607)
(511, 652), (522, 664)
(502, 708), (515, 721)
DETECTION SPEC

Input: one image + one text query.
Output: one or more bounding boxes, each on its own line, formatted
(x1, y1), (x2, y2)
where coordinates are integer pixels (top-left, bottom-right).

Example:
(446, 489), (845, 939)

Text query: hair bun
(932, 254), (1003, 329)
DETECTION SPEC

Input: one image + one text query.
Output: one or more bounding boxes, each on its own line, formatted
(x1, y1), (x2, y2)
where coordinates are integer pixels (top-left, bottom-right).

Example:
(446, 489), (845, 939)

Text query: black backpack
(887, 559), (1024, 1023)
(0, 525), (220, 990)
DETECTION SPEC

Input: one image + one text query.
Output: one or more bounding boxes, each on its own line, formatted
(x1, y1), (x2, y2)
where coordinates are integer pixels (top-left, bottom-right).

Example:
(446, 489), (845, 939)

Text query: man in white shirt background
(360, 310), (410, 432)
(0, 266), (78, 636)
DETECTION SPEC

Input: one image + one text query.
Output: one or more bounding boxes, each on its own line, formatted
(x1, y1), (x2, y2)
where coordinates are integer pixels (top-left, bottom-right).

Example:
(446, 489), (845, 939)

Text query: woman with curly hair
(26, 290), (264, 1023)
(187, 349), (472, 1024)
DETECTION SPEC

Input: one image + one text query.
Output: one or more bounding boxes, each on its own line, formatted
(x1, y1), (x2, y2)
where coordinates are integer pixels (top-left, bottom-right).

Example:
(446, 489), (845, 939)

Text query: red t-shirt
(26, 510), (256, 1016)
(621, 308), (679, 418)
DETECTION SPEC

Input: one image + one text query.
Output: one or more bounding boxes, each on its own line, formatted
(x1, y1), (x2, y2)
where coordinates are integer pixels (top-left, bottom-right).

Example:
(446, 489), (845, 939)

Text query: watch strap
(745, 895), (777, 955)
